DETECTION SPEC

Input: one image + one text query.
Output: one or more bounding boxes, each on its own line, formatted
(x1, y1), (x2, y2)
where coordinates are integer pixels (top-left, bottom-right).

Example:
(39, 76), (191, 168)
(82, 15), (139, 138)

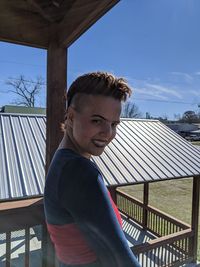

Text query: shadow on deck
(0, 226), (44, 267)
(122, 215), (156, 247)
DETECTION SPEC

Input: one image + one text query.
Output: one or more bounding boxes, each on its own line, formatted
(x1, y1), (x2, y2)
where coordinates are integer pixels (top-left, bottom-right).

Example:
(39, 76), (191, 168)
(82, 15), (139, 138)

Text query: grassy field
(192, 141), (200, 146)
(120, 177), (200, 259)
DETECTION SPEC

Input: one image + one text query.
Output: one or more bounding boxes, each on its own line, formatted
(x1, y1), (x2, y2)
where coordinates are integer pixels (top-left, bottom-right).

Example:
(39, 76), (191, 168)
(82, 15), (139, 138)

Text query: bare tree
(121, 101), (142, 118)
(179, 110), (200, 123)
(6, 75), (44, 107)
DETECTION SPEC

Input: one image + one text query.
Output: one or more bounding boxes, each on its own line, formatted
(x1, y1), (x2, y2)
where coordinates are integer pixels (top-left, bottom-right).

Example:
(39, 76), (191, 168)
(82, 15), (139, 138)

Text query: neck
(58, 131), (75, 150)
(58, 131), (91, 159)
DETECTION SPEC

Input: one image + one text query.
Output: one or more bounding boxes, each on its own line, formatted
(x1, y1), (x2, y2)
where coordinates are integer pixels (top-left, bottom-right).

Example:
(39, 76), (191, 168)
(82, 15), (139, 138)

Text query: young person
(44, 72), (140, 267)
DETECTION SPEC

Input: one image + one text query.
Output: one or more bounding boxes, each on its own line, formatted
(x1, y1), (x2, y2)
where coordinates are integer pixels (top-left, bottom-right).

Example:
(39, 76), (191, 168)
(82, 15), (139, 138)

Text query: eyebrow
(91, 114), (120, 124)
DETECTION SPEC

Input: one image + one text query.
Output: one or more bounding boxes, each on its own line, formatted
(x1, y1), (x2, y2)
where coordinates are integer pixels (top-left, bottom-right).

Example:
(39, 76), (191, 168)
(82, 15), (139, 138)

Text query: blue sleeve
(58, 157), (140, 267)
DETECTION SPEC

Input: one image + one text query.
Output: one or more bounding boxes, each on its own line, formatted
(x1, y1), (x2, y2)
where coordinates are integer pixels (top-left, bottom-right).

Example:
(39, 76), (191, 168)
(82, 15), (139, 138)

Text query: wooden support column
(143, 182), (149, 229)
(190, 176), (200, 262)
(46, 41), (67, 173)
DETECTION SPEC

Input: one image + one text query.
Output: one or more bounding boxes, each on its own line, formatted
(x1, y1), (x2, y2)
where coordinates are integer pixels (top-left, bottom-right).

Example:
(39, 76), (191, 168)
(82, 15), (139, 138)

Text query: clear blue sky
(0, 0), (200, 119)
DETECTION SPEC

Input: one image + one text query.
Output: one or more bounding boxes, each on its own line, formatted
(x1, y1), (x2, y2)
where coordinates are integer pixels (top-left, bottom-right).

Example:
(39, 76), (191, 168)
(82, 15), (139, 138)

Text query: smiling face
(66, 94), (121, 158)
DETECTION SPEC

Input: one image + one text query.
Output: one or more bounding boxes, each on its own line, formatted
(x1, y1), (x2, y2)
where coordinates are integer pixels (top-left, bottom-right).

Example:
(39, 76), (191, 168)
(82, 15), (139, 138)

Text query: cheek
(111, 128), (117, 140)
(73, 121), (91, 140)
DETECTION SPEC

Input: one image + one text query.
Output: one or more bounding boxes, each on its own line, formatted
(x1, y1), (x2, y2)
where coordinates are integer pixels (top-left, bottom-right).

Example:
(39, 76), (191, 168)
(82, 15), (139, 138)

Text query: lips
(92, 139), (108, 147)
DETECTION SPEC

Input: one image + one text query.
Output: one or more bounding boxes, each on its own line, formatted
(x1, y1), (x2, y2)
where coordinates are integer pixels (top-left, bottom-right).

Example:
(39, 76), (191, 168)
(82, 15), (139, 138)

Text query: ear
(66, 106), (74, 127)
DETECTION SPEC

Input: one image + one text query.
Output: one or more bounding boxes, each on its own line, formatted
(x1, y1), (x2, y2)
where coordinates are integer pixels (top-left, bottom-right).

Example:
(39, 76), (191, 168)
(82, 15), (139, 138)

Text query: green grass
(120, 178), (200, 259)
(192, 141), (200, 146)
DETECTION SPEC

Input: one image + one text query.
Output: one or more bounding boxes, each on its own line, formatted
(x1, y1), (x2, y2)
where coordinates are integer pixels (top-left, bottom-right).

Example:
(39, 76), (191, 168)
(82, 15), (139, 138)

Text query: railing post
(5, 231), (11, 267)
(189, 176), (200, 262)
(42, 224), (55, 267)
(143, 182), (149, 229)
(108, 186), (117, 204)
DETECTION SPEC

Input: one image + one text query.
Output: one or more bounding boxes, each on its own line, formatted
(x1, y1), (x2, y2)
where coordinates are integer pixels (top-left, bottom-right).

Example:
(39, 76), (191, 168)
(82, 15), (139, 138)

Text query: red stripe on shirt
(47, 190), (122, 265)
(47, 223), (97, 265)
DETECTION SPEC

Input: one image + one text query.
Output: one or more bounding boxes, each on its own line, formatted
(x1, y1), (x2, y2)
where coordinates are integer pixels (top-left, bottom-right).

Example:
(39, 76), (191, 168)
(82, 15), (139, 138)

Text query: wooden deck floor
(0, 227), (43, 267)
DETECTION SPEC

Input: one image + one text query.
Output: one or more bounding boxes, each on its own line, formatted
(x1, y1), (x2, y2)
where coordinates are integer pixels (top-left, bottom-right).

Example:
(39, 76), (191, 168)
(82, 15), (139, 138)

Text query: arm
(58, 158), (140, 267)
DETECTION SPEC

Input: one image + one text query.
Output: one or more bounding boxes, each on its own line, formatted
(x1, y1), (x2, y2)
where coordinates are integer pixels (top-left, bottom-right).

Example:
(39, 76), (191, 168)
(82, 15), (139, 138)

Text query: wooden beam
(46, 41), (67, 172)
(0, 198), (43, 211)
(27, 0), (74, 23)
(0, 199), (44, 232)
(58, 0), (119, 47)
(27, 0), (55, 22)
(143, 182), (149, 229)
(132, 228), (193, 254)
(190, 176), (200, 262)
(0, 1), (119, 49)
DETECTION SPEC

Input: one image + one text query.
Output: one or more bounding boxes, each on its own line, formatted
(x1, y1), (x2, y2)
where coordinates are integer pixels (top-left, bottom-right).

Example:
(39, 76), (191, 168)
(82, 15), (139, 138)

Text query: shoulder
(61, 156), (100, 184)
(58, 156), (103, 204)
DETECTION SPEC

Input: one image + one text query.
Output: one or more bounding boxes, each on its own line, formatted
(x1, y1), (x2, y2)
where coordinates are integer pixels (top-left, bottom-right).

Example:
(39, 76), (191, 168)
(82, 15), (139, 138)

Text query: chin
(91, 148), (105, 157)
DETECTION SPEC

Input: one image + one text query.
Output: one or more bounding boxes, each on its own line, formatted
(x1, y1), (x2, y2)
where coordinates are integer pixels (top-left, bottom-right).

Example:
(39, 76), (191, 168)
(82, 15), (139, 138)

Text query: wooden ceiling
(0, 0), (119, 49)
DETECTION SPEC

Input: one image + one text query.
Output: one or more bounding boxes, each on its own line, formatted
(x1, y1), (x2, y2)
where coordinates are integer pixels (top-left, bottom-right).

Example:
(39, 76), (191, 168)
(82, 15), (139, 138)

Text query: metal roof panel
(1, 114), (200, 200)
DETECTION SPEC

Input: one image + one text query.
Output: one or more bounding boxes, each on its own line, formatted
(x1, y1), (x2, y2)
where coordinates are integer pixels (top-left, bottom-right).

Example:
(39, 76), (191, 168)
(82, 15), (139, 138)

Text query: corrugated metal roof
(92, 119), (200, 186)
(1, 114), (200, 200)
(0, 113), (46, 200)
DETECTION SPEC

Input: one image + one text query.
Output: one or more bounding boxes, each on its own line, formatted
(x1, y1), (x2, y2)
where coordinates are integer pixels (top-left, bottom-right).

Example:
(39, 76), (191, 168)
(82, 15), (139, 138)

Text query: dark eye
(92, 119), (102, 124)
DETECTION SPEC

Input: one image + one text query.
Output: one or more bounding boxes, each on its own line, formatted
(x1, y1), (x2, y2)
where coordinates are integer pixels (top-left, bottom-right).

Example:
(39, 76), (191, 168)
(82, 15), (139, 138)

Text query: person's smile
(92, 139), (108, 148)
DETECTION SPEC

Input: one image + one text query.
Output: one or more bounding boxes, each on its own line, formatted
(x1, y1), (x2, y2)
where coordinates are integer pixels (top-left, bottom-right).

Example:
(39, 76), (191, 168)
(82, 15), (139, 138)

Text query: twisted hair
(61, 72), (132, 131)
(67, 71), (132, 108)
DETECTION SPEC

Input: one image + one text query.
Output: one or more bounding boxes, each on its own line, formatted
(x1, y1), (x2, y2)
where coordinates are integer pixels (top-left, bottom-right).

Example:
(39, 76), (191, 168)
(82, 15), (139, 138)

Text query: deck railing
(116, 189), (194, 266)
(0, 192), (195, 267)
(0, 198), (56, 267)
(132, 229), (193, 267)
(116, 189), (190, 235)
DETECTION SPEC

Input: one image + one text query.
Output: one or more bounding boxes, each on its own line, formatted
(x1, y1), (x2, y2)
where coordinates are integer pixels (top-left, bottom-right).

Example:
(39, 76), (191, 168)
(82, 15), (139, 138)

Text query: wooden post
(143, 182), (149, 229)
(46, 41), (67, 173)
(42, 224), (55, 267)
(108, 186), (117, 204)
(190, 176), (200, 262)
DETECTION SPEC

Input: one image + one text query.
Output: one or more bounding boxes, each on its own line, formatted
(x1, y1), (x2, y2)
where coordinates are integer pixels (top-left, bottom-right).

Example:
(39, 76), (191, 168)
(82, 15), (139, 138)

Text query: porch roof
(0, 0), (119, 48)
(95, 119), (200, 186)
(0, 113), (200, 200)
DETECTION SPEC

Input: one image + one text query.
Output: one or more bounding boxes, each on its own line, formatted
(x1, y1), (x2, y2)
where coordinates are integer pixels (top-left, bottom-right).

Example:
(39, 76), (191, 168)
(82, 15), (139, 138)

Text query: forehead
(79, 94), (121, 120)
